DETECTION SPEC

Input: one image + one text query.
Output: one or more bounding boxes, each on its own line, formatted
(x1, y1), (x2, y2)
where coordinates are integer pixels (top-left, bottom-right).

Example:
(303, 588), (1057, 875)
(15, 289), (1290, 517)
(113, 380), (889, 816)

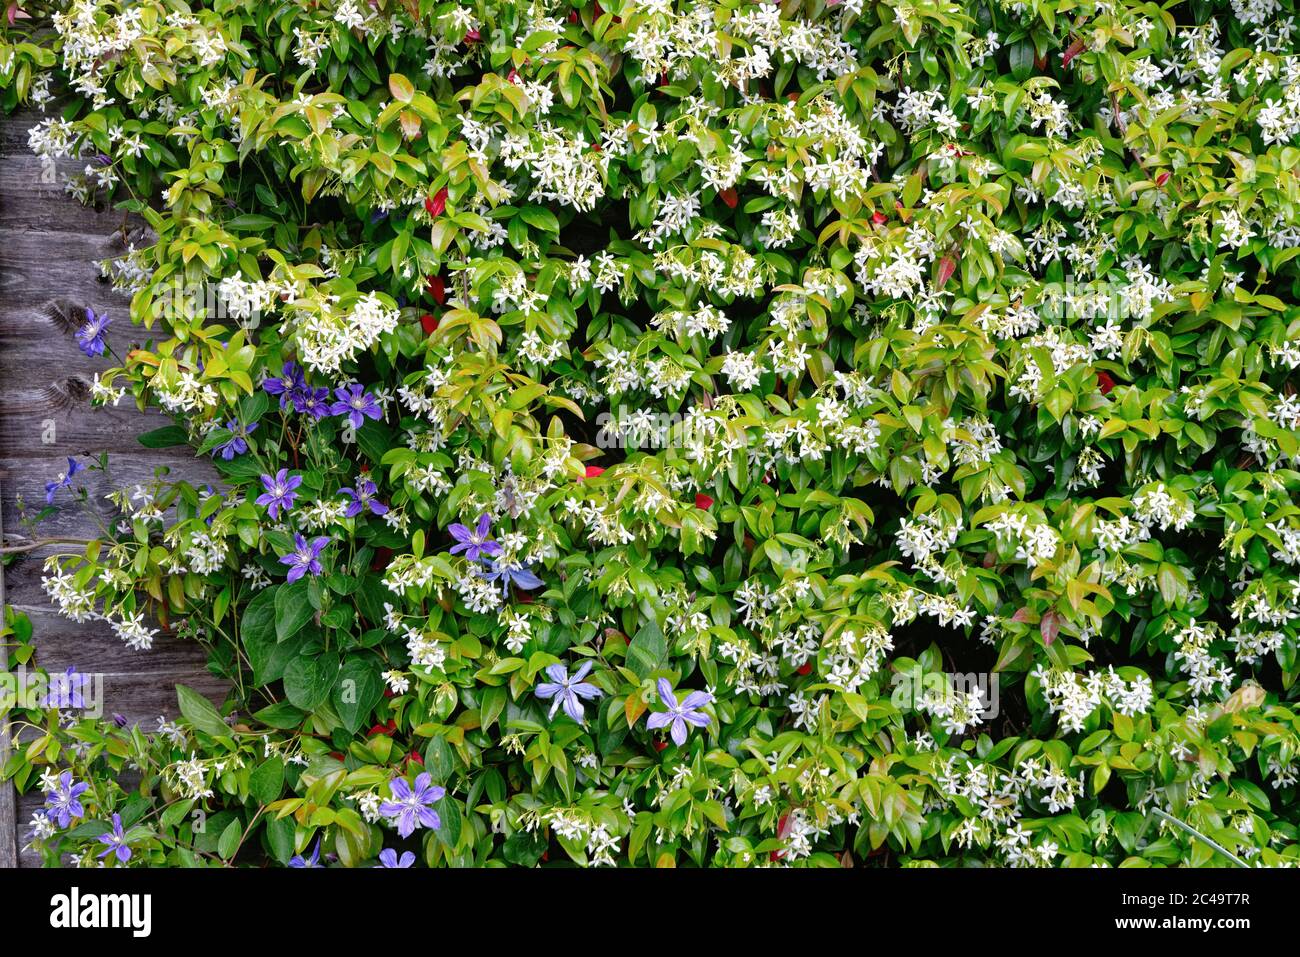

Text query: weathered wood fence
(1, 111), (224, 866)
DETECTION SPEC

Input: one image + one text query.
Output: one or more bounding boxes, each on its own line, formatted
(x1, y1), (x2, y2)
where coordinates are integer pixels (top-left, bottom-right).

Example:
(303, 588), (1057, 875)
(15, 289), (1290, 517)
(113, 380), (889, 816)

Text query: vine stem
(1148, 808), (1249, 868)
(0, 537), (96, 554)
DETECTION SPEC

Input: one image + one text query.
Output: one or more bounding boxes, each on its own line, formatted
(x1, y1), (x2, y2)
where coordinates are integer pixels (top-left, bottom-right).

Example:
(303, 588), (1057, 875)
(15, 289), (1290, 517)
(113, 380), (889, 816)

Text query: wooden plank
(0, 475), (18, 869)
(1, 110), (228, 865)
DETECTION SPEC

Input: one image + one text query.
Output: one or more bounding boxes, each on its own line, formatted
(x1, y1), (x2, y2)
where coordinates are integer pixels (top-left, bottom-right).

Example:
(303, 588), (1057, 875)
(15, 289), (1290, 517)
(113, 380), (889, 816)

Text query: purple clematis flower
(534, 661), (602, 724)
(97, 813), (132, 863)
(44, 772), (88, 829)
(478, 558), (544, 596)
(377, 848), (416, 868)
(379, 773), (444, 838)
(331, 384), (383, 430)
(44, 457), (83, 504)
(280, 534), (330, 583)
(256, 468), (302, 520)
(340, 478), (388, 518)
(646, 678), (714, 746)
(448, 514), (502, 562)
(42, 667), (91, 709)
(214, 420), (257, 460)
(263, 361), (307, 410)
(76, 308), (111, 357)
(288, 839), (322, 868)
(295, 384), (332, 420)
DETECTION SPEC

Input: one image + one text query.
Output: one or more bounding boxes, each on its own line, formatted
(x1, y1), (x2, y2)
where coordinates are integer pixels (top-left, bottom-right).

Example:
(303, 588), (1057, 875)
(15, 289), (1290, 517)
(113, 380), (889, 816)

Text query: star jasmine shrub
(5, 0), (1300, 870)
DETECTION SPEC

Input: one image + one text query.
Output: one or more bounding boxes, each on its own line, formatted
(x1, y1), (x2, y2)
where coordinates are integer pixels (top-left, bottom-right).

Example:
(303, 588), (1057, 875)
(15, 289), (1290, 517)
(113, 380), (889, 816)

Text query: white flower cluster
(987, 511), (1061, 569)
(501, 123), (607, 212)
(933, 754), (1084, 866)
(291, 292), (400, 375)
(1031, 665), (1154, 733)
(1171, 619), (1235, 701)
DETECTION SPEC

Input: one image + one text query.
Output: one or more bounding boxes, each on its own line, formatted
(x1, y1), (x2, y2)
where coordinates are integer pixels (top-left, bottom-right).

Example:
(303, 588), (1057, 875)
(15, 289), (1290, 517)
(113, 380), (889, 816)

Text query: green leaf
(283, 654), (336, 712)
(332, 657), (383, 734)
(177, 684), (228, 738)
(137, 425), (190, 448)
(249, 757), (285, 805)
(626, 617), (667, 680)
(275, 579), (314, 643)
(217, 816), (243, 860)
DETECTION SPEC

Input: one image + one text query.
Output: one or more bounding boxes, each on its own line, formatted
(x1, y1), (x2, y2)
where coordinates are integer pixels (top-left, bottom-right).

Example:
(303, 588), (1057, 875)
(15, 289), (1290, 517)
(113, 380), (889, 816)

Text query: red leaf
(425, 186), (448, 218)
(695, 493), (714, 510)
(427, 275), (447, 305)
(463, 28), (480, 43)
(1041, 611), (1060, 646)
(796, 662), (812, 676)
(719, 188), (738, 209)
(935, 255), (957, 290)
(1096, 370), (1115, 395)
(871, 211), (888, 225)
(583, 465), (606, 479)
(1062, 38), (1086, 68)
(420, 313), (440, 335)
(770, 812), (793, 861)
(1155, 171), (1170, 187)
(1011, 607), (1032, 624)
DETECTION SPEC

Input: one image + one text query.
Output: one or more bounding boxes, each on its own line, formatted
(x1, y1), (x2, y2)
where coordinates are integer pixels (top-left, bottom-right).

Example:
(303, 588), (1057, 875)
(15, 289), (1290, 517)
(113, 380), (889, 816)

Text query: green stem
(1149, 808), (1249, 868)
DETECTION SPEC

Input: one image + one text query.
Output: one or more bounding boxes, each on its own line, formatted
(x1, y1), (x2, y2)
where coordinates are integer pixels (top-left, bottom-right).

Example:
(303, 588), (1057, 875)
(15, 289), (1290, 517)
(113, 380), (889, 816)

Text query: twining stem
(1149, 808), (1249, 868)
(0, 537), (96, 555)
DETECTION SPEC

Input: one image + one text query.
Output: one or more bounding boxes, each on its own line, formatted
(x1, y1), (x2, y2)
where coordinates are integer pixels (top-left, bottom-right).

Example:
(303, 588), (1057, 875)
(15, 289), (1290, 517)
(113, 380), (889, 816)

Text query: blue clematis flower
(534, 661), (603, 724)
(478, 558), (544, 596)
(76, 308), (111, 357)
(44, 457), (83, 504)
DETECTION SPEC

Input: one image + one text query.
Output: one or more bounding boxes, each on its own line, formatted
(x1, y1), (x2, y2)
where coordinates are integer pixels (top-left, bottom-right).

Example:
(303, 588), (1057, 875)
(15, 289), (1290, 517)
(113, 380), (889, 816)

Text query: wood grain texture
(0, 477), (16, 869)
(1, 109), (226, 867)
